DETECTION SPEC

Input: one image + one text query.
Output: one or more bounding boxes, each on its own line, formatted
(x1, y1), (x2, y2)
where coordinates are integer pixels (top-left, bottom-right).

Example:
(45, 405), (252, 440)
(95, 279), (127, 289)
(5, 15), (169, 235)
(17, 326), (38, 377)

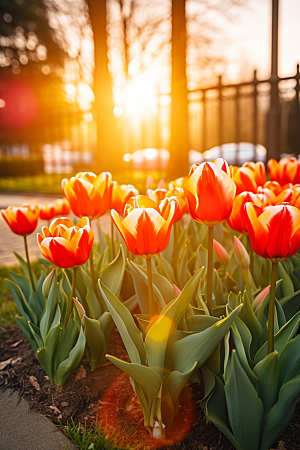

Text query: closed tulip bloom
(227, 191), (263, 234)
(111, 181), (139, 217)
(146, 188), (168, 203)
(245, 202), (300, 262)
(268, 157), (300, 186)
(165, 187), (188, 222)
(213, 239), (229, 265)
(184, 161), (236, 227)
(111, 195), (177, 257)
(55, 198), (70, 216)
(39, 202), (57, 221)
(243, 161), (266, 187)
(1, 204), (39, 236)
(62, 172), (112, 220)
(37, 217), (94, 268)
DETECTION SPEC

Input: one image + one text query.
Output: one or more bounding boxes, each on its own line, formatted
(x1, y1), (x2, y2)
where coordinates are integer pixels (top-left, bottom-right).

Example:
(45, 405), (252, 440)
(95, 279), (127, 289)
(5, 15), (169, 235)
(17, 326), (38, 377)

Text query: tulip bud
(73, 297), (86, 320)
(42, 268), (56, 298)
(173, 284), (181, 298)
(234, 236), (250, 271)
(213, 239), (229, 265)
(252, 285), (270, 313)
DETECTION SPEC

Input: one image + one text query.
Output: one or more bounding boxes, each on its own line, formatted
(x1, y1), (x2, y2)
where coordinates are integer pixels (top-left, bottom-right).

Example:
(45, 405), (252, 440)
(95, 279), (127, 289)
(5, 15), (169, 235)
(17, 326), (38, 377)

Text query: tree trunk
(86, 0), (123, 172)
(168, 0), (189, 178)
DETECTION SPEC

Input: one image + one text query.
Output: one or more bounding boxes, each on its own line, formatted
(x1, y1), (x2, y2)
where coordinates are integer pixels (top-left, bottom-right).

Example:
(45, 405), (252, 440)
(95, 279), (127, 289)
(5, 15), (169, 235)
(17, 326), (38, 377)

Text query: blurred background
(0, 0), (299, 191)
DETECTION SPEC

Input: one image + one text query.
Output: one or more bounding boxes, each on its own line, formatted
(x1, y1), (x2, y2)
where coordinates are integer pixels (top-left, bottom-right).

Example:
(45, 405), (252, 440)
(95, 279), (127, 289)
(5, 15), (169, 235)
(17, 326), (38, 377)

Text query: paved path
(0, 193), (110, 266)
(0, 389), (76, 450)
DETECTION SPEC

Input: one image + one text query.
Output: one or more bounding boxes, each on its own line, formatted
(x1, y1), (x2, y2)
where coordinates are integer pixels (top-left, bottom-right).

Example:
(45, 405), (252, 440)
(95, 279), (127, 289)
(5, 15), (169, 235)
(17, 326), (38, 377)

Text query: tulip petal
(49, 217), (74, 235)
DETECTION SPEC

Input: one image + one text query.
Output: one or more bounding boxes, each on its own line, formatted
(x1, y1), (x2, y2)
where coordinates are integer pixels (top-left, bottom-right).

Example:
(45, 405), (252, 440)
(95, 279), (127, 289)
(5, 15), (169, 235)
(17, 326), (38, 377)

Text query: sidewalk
(0, 193), (110, 266)
(0, 389), (76, 450)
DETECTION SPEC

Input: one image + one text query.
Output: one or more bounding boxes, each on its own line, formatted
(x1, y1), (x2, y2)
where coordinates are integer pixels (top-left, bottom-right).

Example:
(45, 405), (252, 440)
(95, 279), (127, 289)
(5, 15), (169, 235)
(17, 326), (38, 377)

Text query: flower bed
(1, 157), (300, 450)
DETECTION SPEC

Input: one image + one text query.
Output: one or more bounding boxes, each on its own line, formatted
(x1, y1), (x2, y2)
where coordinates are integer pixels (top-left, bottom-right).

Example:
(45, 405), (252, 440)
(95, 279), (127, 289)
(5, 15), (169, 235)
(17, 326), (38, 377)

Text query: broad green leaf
(213, 269), (226, 305)
(123, 294), (138, 312)
(129, 261), (166, 314)
(225, 351), (263, 450)
(97, 222), (108, 254)
(161, 362), (197, 427)
(253, 351), (279, 415)
(137, 266), (174, 304)
(278, 335), (300, 387)
(28, 321), (44, 349)
(40, 274), (59, 342)
(279, 290), (300, 322)
(10, 272), (31, 301)
(36, 271), (46, 313)
(36, 306), (61, 384)
(99, 281), (146, 364)
(106, 355), (162, 423)
(260, 375), (300, 450)
(278, 262), (294, 297)
(254, 311), (300, 364)
(15, 315), (38, 352)
(84, 316), (107, 369)
(55, 311), (80, 369)
(56, 327), (86, 386)
(166, 305), (242, 373)
(145, 270), (202, 378)
(186, 315), (220, 332)
(239, 291), (263, 359)
(13, 251), (38, 288)
(200, 365), (239, 449)
(98, 311), (114, 338)
(7, 279), (37, 326)
(99, 245), (125, 298)
(177, 245), (191, 290)
(231, 323), (258, 388)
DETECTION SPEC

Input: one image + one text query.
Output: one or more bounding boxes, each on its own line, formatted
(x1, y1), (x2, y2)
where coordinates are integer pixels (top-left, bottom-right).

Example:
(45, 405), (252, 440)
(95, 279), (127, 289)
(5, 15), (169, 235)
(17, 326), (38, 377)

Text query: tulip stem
(70, 266), (77, 317)
(147, 257), (154, 319)
(89, 247), (98, 299)
(23, 236), (35, 292)
(207, 226), (214, 316)
(111, 217), (115, 259)
(172, 222), (179, 282)
(268, 262), (278, 354)
(247, 235), (254, 276)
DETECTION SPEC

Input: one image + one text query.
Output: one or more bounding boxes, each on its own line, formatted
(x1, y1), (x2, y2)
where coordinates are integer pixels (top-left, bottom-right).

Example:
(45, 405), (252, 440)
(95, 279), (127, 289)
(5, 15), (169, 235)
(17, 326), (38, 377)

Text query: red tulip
(268, 157), (300, 186)
(245, 202), (300, 262)
(37, 217), (94, 268)
(184, 160), (236, 226)
(1, 203), (39, 236)
(111, 182), (139, 217)
(227, 192), (264, 234)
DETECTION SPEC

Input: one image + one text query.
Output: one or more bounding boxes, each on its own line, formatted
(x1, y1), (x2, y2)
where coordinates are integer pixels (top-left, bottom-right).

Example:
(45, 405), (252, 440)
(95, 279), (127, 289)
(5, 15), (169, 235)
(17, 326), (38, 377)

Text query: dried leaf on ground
(75, 365), (86, 381)
(29, 375), (41, 391)
(12, 339), (23, 348)
(49, 405), (61, 414)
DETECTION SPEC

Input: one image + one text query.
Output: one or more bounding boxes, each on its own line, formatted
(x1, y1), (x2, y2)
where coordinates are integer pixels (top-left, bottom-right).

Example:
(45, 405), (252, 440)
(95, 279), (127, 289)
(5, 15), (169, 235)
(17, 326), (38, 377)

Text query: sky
(223, 0), (300, 82)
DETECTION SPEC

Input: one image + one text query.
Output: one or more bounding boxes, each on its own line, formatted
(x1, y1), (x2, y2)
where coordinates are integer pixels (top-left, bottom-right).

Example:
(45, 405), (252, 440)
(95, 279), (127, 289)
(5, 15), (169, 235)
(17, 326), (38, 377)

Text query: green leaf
(7, 279), (37, 326)
(55, 311), (80, 369)
(278, 262), (294, 297)
(253, 351), (279, 415)
(40, 273), (59, 342)
(278, 335), (300, 387)
(56, 327), (86, 386)
(200, 365), (239, 449)
(28, 321), (44, 349)
(83, 316), (107, 369)
(145, 270), (202, 378)
(231, 323), (258, 388)
(13, 251), (38, 288)
(98, 311), (114, 338)
(239, 290), (263, 359)
(99, 245), (125, 298)
(260, 375), (300, 450)
(36, 306), (61, 385)
(165, 305), (242, 374)
(36, 271), (46, 313)
(177, 245), (191, 290)
(10, 271), (31, 300)
(15, 315), (38, 352)
(129, 261), (166, 314)
(279, 290), (300, 322)
(254, 311), (300, 364)
(224, 351), (263, 450)
(186, 315), (220, 332)
(99, 281), (146, 365)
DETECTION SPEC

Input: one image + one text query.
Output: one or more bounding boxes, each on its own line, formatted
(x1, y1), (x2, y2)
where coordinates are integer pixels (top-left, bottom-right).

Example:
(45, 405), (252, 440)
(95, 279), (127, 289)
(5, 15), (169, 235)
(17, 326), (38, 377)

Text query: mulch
(0, 325), (300, 450)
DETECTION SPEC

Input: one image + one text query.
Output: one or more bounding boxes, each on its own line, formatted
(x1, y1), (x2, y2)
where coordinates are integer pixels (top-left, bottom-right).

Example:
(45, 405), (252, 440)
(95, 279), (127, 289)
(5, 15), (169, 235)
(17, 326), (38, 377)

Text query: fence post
(202, 90), (206, 153)
(218, 75), (223, 158)
(253, 69), (258, 162)
(235, 86), (240, 165)
(294, 64), (300, 156)
(266, 0), (281, 160)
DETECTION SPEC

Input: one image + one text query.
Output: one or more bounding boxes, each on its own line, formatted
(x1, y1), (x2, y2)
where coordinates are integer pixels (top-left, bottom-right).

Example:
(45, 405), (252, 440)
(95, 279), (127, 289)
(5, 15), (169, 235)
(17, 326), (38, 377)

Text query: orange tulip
(37, 217), (94, 268)
(62, 172), (112, 220)
(39, 202), (57, 221)
(233, 162), (266, 195)
(268, 157), (300, 186)
(111, 182), (139, 217)
(184, 160), (236, 226)
(227, 191), (264, 234)
(168, 177), (187, 190)
(55, 198), (70, 215)
(245, 202), (300, 262)
(147, 187), (188, 222)
(111, 195), (177, 257)
(1, 203), (39, 236)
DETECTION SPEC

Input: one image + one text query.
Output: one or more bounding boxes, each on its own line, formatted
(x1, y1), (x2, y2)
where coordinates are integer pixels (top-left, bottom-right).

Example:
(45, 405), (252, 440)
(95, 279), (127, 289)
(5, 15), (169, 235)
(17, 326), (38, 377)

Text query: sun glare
(123, 76), (158, 116)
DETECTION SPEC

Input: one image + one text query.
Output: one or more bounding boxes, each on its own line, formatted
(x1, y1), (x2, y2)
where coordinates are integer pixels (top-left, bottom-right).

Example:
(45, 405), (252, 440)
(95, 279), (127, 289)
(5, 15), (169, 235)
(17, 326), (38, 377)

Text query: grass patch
(0, 260), (42, 331)
(63, 418), (125, 450)
(0, 170), (166, 195)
